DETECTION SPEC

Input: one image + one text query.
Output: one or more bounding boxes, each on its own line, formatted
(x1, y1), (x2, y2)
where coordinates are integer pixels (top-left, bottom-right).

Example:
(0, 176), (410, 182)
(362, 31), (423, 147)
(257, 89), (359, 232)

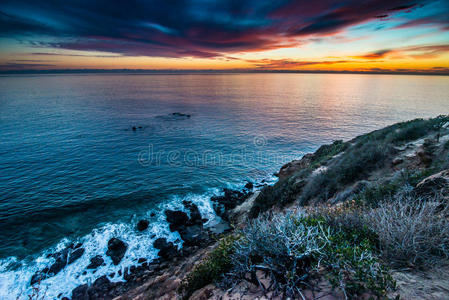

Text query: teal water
(0, 73), (448, 298)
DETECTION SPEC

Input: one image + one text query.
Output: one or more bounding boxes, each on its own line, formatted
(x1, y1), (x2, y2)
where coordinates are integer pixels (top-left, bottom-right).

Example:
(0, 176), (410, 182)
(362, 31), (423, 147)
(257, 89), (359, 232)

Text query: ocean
(0, 73), (448, 298)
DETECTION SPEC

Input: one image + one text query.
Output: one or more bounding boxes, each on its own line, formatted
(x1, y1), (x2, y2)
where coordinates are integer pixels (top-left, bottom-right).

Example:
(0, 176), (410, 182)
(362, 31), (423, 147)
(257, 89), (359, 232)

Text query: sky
(0, 0), (449, 73)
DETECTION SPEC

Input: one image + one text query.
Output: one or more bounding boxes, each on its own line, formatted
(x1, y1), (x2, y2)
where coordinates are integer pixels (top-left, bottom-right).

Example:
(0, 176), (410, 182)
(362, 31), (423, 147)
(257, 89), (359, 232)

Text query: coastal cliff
(67, 116), (449, 300)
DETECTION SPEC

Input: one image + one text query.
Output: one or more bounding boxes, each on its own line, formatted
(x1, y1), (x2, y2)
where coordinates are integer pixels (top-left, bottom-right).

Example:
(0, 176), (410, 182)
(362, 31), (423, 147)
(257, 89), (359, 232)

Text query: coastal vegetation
(179, 116), (449, 299)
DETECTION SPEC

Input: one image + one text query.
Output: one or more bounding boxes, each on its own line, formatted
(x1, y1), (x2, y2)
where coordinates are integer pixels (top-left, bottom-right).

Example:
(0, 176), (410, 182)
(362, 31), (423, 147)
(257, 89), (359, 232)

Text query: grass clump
(313, 190), (449, 268)
(178, 235), (239, 299)
(365, 193), (449, 267)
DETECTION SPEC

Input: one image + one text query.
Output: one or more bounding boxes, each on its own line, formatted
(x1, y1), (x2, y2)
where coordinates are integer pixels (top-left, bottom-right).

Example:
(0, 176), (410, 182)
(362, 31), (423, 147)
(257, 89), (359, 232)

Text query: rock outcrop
(106, 238), (127, 265)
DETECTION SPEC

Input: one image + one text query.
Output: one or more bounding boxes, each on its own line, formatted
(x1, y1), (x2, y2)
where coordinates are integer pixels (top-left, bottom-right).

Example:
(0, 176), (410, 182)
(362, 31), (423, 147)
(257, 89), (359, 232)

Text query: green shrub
(300, 142), (393, 204)
(178, 235), (239, 299)
(310, 140), (348, 168)
(353, 182), (399, 207)
(226, 213), (394, 298)
(249, 177), (303, 218)
(353, 116), (449, 145)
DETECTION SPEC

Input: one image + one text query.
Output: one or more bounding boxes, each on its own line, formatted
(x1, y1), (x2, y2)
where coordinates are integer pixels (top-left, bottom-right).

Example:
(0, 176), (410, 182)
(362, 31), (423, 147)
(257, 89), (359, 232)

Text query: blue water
(0, 73), (448, 298)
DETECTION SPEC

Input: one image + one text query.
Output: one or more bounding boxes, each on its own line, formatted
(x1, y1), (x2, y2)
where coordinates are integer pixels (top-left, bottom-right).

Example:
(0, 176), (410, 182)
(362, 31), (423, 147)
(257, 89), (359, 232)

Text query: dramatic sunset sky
(0, 0), (448, 73)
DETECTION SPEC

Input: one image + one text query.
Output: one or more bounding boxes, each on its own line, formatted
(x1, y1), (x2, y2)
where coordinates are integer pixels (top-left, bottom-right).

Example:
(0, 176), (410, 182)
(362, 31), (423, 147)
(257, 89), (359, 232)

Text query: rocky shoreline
(39, 183), (255, 299)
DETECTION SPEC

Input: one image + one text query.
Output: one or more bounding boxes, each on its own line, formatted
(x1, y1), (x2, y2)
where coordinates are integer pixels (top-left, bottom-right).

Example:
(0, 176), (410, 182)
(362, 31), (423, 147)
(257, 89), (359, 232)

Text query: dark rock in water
(182, 201), (203, 226)
(153, 238), (178, 260)
(245, 182), (254, 190)
(172, 112), (190, 118)
(71, 284), (89, 300)
(87, 255), (104, 269)
(30, 271), (48, 286)
(165, 210), (189, 231)
(136, 219), (149, 231)
(106, 238), (127, 265)
(138, 258), (147, 264)
(211, 188), (250, 220)
(132, 126), (137, 131)
(68, 247), (85, 264)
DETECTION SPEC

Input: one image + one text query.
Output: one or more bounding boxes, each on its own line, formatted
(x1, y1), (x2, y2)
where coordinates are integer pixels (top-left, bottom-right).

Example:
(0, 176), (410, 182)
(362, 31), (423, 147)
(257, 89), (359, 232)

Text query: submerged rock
(106, 238), (127, 265)
(136, 219), (149, 231)
(172, 112), (190, 118)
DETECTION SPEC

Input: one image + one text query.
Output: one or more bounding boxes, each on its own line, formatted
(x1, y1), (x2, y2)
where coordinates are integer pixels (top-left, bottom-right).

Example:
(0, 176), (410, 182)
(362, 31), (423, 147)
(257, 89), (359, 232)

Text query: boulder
(182, 201), (203, 226)
(106, 238), (127, 265)
(165, 210), (189, 231)
(417, 150), (432, 166)
(136, 219), (149, 231)
(153, 238), (178, 260)
(68, 247), (85, 264)
(86, 255), (104, 269)
(244, 182), (254, 190)
(71, 284), (89, 300)
(415, 169), (449, 198)
(392, 157), (404, 166)
(178, 225), (204, 246)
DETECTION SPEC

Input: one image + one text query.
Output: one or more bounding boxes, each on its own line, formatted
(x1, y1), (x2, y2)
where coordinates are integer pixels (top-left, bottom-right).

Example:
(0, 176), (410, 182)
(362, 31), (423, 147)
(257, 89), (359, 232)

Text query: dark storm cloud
(0, 0), (446, 58)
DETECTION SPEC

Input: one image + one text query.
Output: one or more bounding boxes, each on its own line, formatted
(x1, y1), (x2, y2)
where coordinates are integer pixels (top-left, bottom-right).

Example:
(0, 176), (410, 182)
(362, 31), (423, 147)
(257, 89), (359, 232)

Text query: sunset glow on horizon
(1, 0), (449, 73)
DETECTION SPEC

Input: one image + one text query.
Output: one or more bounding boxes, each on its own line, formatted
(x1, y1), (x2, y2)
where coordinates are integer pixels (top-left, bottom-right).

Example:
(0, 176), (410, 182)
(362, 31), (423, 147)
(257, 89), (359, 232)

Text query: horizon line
(1, 69), (449, 76)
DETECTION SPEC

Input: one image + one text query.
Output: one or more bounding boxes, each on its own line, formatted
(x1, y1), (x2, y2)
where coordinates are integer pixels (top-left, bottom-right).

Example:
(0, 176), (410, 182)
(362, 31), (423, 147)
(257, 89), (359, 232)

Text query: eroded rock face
(106, 238), (127, 265)
(415, 169), (449, 198)
(278, 153), (314, 180)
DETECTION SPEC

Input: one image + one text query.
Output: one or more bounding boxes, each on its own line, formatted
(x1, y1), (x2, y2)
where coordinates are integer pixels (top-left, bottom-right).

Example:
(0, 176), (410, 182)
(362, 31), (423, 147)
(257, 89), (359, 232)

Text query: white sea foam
(0, 190), (221, 300)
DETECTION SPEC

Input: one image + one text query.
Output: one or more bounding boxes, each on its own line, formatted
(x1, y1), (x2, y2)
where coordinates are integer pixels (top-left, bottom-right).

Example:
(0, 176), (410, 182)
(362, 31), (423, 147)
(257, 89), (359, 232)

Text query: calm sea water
(0, 73), (448, 298)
